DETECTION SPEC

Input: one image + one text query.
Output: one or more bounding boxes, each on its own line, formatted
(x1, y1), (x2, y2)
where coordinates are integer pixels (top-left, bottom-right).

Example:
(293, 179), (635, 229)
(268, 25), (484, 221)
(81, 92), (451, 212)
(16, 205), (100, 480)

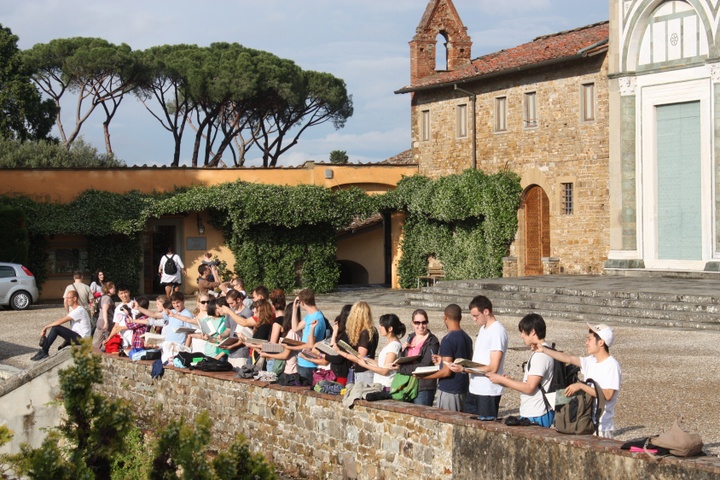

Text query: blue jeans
(414, 389), (436, 406)
(524, 410), (555, 428)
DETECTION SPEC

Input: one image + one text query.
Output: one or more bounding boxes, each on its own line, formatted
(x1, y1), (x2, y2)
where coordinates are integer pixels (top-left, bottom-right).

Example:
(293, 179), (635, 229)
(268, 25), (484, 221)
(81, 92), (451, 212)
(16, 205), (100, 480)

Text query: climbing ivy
(381, 169), (522, 288)
(0, 170), (521, 293)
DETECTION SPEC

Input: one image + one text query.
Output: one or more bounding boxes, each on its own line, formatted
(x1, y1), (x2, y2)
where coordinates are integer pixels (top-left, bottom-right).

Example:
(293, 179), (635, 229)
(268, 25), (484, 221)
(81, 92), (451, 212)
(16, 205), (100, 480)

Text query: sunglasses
(413, 320), (429, 325)
(199, 300), (209, 305)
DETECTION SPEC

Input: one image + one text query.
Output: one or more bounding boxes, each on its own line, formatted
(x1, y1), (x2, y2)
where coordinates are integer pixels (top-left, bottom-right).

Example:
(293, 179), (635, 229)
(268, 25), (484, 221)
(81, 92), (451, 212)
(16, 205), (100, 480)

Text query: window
(456, 104), (468, 138)
(524, 92), (537, 128)
(46, 236), (89, 275)
(495, 96), (507, 132)
(581, 83), (596, 122)
(0, 266), (16, 278)
(562, 183), (574, 215)
(421, 109), (430, 141)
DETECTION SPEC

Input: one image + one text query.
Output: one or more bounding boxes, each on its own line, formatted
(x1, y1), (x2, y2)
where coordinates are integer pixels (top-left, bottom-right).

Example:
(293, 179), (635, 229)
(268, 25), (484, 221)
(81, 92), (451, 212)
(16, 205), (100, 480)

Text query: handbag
(652, 420), (704, 457)
(312, 367), (337, 385)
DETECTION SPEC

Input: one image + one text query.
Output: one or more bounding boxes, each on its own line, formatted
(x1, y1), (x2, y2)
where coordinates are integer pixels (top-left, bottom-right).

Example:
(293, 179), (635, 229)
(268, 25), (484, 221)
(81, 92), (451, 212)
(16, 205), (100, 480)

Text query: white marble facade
(608, 0), (720, 271)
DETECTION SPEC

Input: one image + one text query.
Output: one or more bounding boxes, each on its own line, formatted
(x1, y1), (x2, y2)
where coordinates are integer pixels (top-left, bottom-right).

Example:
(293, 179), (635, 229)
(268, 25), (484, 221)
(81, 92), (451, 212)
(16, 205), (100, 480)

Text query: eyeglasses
(413, 321), (429, 325)
(199, 300), (209, 305)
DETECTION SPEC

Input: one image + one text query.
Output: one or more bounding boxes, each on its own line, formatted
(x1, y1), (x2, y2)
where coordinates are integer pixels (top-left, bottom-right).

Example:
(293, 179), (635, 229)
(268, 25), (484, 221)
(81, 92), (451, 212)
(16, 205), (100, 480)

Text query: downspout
(454, 84), (477, 170)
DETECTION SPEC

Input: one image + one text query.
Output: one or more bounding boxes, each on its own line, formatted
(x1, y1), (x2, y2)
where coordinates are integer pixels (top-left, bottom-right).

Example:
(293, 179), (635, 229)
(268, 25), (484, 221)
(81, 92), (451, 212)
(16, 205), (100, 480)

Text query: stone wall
(0, 351), (71, 454)
(98, 355), (720, 480)
(410, 55), (610, 275)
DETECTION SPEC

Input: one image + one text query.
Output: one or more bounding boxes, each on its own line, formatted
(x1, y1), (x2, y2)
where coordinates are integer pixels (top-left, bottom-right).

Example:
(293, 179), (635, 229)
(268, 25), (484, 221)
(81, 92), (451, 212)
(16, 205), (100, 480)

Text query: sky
(1, 1), (609, 167)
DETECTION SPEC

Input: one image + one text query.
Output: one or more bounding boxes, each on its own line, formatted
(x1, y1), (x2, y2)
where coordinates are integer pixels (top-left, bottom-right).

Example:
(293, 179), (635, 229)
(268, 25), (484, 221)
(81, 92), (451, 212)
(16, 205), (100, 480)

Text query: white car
(0, 262), (39, 310)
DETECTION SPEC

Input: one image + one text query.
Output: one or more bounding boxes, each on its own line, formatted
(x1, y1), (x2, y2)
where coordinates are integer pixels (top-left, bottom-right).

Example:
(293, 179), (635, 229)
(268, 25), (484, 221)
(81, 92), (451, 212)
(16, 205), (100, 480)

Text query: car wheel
(10, 291), (32, 310)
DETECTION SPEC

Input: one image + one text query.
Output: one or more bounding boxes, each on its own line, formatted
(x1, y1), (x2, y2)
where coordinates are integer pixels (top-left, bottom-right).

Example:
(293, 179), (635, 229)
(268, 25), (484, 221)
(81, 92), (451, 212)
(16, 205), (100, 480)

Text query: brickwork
(97, 355), (720, 480)
(410, 0), (472, 84)
(410, 56), (610, 274)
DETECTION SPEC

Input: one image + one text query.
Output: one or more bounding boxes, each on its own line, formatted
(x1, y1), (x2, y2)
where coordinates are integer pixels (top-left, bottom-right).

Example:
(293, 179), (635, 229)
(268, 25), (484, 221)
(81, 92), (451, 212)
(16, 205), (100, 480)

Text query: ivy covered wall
(0, 170), (521, 293)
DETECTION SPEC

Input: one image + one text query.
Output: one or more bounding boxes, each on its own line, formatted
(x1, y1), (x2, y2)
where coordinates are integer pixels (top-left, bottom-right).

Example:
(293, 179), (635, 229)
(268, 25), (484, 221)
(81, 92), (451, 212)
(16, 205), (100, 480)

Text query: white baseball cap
(586, 323), (615, 347)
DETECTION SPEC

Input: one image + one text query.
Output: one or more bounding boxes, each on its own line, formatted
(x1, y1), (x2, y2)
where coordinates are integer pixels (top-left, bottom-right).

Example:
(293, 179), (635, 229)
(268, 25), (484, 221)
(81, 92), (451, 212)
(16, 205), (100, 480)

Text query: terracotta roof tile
(398, 21), (608, 92)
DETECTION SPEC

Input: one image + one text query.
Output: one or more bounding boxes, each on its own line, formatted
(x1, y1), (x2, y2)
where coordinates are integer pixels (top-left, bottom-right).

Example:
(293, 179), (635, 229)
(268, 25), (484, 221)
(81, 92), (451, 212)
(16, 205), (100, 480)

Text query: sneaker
(31, 350), (49, 361)
(58, 341), (70, 351)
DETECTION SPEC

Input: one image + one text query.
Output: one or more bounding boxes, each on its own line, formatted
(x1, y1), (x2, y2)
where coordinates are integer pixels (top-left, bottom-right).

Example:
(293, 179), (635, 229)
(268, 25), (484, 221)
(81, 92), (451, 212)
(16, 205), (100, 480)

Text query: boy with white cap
(531, 323), (621, 437)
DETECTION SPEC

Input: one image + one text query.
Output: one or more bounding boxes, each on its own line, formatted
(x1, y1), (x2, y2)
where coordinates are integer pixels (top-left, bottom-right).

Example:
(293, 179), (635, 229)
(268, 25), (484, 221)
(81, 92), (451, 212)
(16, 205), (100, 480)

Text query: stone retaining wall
(98, 355), (720, 479)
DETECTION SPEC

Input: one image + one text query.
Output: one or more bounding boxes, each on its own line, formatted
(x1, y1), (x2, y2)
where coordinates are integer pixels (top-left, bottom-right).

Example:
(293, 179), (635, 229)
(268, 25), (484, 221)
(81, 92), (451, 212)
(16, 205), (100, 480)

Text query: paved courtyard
(1, 285), (719, 456)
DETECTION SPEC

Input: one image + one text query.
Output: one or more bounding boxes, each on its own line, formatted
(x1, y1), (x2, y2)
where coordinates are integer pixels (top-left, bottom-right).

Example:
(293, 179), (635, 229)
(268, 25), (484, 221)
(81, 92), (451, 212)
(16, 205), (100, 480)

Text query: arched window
(636, 1), (708, 70)
(436, 32), (448, 71)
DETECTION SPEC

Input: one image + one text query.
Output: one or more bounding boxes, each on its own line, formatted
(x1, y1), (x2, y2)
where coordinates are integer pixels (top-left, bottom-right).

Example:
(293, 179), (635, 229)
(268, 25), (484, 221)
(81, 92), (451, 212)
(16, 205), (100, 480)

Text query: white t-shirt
(159, 254), (184, 284)
(68, 305), (92, 338)
(373, 340), (402, 388)
(580, 355), (622, 433)
(469, 321), (508, 396)
(520, 348), (554, 418)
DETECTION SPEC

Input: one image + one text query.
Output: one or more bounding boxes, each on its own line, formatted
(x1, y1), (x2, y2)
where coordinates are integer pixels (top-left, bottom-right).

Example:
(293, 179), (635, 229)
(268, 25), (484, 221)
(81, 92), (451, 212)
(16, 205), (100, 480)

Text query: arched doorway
(524, 185), (550, 276)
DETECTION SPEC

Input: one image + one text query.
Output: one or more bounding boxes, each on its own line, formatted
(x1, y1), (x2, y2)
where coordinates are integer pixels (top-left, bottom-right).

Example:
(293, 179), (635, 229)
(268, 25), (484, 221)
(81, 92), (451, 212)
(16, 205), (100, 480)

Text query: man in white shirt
(532, 323), (621, 437)
(448, 295), (508, 420)
(487, 313), (555, 427)
(32, 290), (92, 361)
(158, 247), (186, 297)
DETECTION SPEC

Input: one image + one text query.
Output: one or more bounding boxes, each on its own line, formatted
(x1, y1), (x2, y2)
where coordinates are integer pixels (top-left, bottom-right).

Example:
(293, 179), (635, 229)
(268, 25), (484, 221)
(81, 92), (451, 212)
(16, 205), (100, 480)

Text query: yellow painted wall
(0, 162), (416, 202)
(4, 163), (418, 299)
(337, 223), (385, 284)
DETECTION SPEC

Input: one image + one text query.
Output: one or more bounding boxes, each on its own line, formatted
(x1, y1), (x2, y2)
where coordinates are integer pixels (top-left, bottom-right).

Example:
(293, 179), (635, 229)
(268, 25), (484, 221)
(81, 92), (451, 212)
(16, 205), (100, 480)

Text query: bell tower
(409, 0), (472, 84)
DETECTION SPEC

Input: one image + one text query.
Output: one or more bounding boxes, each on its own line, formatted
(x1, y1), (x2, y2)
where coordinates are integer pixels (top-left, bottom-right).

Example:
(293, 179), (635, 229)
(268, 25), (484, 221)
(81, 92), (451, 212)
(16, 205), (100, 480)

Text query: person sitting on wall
(32, 290), (92, 361)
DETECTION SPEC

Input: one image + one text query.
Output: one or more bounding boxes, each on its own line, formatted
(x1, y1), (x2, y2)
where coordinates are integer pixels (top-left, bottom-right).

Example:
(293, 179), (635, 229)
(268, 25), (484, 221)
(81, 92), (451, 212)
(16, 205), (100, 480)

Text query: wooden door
(524, 185), (550, 276)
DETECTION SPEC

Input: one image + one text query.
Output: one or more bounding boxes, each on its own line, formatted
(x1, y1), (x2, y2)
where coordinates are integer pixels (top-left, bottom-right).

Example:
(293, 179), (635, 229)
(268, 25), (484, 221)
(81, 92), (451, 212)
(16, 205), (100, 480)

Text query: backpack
(192, 358), (233, 372)
(323, 315), (333, 340)
(555, 378), (606, 435)
(389, 373), (419, 402)
(163, 254), (178, 275)
(176, 351), (208, 368)
(527, 343), (580, 413)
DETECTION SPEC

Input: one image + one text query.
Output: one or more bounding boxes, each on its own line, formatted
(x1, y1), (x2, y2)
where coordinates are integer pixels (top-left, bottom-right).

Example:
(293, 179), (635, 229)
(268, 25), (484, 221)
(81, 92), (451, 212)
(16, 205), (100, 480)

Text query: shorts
(160, 282), (181, 288)
(434, 390), (466, 412)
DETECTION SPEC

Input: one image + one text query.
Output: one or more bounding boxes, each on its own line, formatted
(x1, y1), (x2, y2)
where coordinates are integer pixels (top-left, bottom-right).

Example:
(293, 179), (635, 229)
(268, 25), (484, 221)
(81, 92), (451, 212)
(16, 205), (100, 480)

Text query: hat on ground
(586, 323), (615, 347)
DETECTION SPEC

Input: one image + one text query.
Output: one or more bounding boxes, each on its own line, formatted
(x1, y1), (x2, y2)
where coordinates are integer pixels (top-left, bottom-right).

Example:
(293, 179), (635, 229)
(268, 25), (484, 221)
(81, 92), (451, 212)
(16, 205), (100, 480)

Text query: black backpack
(192, 358), (233, 372)
(527, 343), (580, 413)
(323, 315), (333, 340)
(163, 254), (178, 275)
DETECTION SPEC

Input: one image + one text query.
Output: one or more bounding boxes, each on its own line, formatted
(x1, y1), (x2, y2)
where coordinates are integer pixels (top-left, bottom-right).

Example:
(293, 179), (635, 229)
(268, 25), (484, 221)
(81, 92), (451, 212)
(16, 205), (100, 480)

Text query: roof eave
(395, 41), (608, 95)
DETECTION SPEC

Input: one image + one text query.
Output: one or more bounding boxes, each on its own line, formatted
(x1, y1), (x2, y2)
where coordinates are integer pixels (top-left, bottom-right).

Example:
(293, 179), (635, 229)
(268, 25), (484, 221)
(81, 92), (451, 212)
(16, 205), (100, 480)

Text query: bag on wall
(389, 373), (419, 402)
(652, 420), (704, 457)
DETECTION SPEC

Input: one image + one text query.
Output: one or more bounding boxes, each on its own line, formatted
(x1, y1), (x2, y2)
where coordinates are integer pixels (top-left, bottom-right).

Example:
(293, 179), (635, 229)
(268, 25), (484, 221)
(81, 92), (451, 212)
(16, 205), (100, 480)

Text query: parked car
(0, 262), (39, 310)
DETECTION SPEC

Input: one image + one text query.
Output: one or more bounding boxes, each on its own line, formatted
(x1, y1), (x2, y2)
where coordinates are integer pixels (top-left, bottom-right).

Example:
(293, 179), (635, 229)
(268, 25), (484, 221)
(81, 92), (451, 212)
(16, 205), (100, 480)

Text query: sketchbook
(314, 340), (339, 357)
(280, 337), (304, 347)
(412, 365), (440, 376)
(337, 340), (362, 359)
(453, 358), (486, 369)
(391, 355), (422, 366)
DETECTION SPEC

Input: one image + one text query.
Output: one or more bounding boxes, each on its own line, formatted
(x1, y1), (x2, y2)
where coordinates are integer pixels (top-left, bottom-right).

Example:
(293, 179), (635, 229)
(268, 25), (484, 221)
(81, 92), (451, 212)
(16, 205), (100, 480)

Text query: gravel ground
(3, 289), (719, 456)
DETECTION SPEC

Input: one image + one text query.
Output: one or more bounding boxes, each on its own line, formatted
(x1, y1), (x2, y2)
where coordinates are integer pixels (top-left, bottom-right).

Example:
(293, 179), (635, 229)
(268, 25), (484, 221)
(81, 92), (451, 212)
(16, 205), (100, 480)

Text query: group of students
(419, 295), (622, 437)
(31, 274), (622, 437)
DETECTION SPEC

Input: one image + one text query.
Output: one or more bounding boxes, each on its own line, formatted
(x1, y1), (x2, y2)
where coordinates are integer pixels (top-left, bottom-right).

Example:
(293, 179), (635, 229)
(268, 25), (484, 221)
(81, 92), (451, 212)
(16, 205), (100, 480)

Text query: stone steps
(406, 279), (720, 330)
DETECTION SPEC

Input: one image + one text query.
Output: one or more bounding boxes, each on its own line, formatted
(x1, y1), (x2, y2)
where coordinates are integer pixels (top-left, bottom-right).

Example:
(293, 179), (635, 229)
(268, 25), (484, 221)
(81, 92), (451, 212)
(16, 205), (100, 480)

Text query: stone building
(396, 0), (611, 276)
(607, 0), (720, 273)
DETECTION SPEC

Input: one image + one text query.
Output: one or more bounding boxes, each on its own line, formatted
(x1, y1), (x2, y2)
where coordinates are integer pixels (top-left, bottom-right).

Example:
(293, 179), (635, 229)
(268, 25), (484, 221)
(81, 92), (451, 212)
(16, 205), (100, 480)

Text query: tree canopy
(20, 36), (353, 167)
(0, 24), (56, 142)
